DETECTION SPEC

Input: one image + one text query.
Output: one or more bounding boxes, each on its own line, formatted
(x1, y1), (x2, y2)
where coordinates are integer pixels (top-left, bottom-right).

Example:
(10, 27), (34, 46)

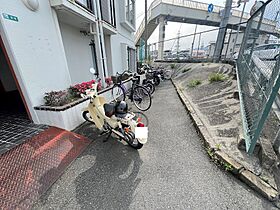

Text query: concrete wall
(0, 45), (17, 92)
(59, 22), (94, 84)
(0, 0), (71, 122)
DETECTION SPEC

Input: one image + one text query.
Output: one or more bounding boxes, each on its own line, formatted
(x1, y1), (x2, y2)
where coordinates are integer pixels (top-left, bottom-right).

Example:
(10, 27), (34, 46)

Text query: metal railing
(236, 0), (280, 154)
(135, 0), (277, 43)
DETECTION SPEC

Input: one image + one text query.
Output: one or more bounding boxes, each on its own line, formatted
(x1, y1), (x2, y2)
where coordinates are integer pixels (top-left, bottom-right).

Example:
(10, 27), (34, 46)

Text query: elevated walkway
(135, 0), (279, 45)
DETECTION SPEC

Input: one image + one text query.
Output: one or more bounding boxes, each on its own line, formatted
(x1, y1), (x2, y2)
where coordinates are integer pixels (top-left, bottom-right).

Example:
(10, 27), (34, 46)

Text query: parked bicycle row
(111, 63), (174, 111)
(81, 64), (173, 150)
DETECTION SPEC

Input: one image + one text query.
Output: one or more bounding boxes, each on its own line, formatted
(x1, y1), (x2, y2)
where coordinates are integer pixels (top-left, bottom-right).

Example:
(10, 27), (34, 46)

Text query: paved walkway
(33, 81), (277, 210)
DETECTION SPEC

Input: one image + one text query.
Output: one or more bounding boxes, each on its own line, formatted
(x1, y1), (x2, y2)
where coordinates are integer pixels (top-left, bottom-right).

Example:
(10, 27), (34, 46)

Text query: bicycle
(111, 71), (152, 111)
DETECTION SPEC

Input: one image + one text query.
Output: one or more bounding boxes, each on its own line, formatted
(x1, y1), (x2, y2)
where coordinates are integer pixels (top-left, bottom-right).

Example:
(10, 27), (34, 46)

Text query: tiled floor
(0, 91), (48, 155)
(0, 111), (48, 155)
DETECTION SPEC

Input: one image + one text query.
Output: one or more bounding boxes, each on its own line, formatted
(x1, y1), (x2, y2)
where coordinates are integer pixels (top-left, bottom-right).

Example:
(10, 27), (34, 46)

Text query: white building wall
(0, 0), (71, 122)
(110, 0), (135, 75)
(59, 22), (94, 84)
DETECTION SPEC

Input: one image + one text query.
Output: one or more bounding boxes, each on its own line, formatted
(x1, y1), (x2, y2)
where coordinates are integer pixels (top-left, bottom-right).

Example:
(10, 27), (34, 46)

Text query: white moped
(82, 69), (148, 149)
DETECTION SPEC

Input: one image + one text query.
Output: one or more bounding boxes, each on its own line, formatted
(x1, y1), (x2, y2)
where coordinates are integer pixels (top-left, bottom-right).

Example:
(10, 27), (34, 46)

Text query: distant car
(253, 43), (280, 60)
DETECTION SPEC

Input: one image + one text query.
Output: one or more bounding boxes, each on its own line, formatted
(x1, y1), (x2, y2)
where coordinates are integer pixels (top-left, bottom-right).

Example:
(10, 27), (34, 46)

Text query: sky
(135, 0), (257, 51)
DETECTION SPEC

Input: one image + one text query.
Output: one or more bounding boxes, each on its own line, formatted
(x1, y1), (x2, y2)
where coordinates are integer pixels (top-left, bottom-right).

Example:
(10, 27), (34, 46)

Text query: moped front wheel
(82, 111), (95, 124)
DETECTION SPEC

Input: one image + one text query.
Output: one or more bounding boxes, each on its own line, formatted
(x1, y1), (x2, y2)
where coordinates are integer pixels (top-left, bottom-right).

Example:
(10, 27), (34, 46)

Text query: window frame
(125, 0), (135, 27)
(75, 0), (93, 13)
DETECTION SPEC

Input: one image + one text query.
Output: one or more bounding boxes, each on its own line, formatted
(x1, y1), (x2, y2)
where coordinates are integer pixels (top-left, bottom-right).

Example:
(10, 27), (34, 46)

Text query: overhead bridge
(135, 0), (279, 59)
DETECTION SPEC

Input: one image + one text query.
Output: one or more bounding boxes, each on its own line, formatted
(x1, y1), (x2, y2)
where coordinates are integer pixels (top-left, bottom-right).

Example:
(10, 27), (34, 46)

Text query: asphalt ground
(33, 81), (277, 210)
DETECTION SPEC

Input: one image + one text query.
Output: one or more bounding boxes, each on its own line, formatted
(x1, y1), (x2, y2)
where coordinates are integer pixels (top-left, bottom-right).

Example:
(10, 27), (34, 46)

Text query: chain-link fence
(144, 23), (261, 63)
(236, 0), (280, 154)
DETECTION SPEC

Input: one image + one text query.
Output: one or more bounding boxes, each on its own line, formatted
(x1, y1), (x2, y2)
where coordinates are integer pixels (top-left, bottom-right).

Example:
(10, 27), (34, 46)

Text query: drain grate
(0, 127), (91, 209)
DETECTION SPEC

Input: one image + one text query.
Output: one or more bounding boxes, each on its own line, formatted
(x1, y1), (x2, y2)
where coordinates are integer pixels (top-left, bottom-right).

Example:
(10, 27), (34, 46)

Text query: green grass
(170, 64), (176, 69)
(208, 73), (227, 83)
(188, 79), (202, 88)
(182, 67), (191, 73)
(224, 163), (233, 171)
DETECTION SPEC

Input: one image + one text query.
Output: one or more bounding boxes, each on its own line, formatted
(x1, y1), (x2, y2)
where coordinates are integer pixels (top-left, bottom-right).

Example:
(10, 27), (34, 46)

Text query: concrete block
(240, 170), (278, 201)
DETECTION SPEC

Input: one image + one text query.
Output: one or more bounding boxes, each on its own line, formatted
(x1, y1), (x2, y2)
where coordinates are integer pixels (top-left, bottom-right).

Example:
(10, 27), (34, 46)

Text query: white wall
(0, 0), (72, 122)
(0, 46), (17, 92)
(104, 34), (113, 76)
(110, 0), (135, 75)
(59, 22), (95, 84)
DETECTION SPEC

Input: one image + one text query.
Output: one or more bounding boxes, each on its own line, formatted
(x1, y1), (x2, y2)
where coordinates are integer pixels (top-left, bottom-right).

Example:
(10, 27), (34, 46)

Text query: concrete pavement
(33, 81), (277, 210)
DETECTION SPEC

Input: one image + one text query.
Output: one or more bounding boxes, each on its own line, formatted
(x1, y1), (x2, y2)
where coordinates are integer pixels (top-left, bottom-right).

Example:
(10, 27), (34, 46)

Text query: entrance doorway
(0, 37), (29, 120)
(0, 35), (48, 155)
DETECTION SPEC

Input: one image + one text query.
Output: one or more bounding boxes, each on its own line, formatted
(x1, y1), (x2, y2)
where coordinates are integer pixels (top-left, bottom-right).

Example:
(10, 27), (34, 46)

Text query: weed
(215, 143), (221, 151)
(188, 79), (202, 88)
(207, 148), (214, 158)
(182, 67), (191, 73)
(224, 163), (233, 171)
(201, 63), (205, 66)
(170, 64), (176, 69)
(209, 73), (227, 83)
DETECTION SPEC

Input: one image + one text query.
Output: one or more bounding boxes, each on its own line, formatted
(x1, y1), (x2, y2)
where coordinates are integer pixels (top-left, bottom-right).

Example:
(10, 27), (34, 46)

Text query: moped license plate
(135, 127), (148, 139)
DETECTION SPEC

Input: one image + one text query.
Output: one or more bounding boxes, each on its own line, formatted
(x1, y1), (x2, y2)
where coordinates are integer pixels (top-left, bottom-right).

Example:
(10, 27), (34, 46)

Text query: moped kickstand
(103, 130), (112, 142)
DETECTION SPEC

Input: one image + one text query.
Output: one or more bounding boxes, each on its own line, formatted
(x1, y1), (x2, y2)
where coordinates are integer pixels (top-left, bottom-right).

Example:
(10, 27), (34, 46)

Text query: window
(127, 47), (136, 71)
(75, 0), (93, 12)
(125, 0), (135, 26)
(100, 0), (116, 27)
(90, 40), (99, 77)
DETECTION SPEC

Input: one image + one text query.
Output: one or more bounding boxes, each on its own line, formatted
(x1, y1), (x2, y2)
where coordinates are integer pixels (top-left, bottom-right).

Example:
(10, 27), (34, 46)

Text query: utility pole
(145, 0), (148, 61)
(232, 1), (247, 57)
(213, 0), (233, 62)
(190, 24), (198, 59)
(176, 30), (181, 60)
(197, 33), (202, 58)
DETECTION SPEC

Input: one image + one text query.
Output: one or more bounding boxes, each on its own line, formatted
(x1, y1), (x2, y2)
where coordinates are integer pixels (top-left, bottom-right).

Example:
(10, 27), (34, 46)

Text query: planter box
(34, 80), (132, 131)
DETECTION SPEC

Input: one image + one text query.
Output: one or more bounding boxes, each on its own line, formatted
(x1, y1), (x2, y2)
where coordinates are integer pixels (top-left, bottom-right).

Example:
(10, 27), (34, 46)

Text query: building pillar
(158, 16), (165, 60)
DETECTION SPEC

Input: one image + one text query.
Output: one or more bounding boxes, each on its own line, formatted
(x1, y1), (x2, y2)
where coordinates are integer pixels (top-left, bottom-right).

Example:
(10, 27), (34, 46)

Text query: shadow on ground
(74, 123), (143, 209)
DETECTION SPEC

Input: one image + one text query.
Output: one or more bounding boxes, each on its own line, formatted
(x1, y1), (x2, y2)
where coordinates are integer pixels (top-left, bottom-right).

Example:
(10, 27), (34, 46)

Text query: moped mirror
(89, 67), (96, 75)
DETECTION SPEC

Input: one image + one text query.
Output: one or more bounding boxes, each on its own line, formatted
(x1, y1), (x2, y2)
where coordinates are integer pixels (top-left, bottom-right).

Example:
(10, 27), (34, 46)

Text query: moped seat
(104, 103), (115, 118)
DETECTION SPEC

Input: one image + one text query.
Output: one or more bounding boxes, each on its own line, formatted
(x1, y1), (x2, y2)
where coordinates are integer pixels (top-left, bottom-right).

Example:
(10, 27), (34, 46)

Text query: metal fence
(236, 0), (280, 154)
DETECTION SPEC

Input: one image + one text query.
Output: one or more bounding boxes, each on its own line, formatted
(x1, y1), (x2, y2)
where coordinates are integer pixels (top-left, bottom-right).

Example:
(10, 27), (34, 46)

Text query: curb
(171, 79), (279, 202)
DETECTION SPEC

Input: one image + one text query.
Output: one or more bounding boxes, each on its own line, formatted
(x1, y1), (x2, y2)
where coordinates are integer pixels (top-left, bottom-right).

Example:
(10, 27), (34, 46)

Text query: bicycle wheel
(132, 86), (152, 111)
(111, 84), (126, 101)
(144, 82), (155, 95)
(132, 111), (149, 127)
(164, 70), (173, 80)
